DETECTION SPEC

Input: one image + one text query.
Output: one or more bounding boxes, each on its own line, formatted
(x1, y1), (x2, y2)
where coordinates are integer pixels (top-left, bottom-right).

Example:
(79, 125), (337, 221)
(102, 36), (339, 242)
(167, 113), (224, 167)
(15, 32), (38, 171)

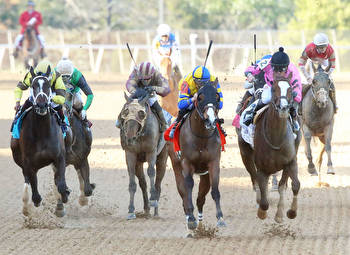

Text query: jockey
(116, 61), (170, 133)
(241, 47), (302, 132)
(13, 60), (67, 132)
(298, 33), (337, 112)
(168, 65), (224, 139)
(236, 54), (272, 114)
(13, 1), (46, 58)
(56, 58), (94, 124)
(152, 24), (181, 73)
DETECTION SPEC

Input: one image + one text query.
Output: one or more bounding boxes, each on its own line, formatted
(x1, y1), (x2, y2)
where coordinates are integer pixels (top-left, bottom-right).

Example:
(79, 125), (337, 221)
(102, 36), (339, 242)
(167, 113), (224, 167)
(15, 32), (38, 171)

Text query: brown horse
(159, 56), (181, 117)
(11, 66), (70, 217)
(167, 82), (225, 231)
(22, 26), (40, 69)
(238, 74), (302, 223)
(120, 88), (168, 219)
(301, 65), (335, 175)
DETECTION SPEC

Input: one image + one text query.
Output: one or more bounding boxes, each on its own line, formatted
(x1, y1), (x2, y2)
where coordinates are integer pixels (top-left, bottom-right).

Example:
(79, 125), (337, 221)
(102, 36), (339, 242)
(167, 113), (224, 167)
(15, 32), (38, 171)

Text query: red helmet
(137, 62), (156, 83)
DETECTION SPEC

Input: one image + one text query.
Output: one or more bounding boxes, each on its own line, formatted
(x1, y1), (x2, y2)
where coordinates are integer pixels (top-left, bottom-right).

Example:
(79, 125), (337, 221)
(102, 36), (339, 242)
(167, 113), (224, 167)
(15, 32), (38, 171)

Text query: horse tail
(317, 144), (325, 170)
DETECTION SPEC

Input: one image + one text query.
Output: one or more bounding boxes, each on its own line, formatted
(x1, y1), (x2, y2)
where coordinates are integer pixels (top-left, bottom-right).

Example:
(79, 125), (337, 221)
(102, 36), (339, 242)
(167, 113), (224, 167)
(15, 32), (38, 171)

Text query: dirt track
(0, 74), (350, 255)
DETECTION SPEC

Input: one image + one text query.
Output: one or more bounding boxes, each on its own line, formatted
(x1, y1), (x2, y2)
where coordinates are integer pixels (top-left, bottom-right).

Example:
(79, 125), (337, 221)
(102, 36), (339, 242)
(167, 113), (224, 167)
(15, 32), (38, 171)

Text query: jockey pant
(14, 33), (45, 48)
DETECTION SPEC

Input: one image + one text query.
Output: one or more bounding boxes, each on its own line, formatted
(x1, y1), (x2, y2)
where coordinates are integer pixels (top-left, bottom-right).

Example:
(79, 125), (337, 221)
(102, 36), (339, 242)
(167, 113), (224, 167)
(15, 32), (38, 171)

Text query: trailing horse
(237, 73), (302, 223)
(120, 88), (168, 219)
(22, 26), (41, 69)
(10, 66), (70, 217)
(301, 65), (335, 175)
(167, 82), (226, 232)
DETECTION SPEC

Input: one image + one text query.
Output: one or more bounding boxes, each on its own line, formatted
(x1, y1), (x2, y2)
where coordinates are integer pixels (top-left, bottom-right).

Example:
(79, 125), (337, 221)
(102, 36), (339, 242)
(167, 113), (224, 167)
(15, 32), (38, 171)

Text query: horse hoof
(55, 207), (66, 218)
(79, 196), (89, 206)
(186, 233), (194, 238)
(274, 215), (283, 223)
(90, 183), (96, 190)
(257, 208), (267, 220)
(308, 168), (318, 176)
(287, 209), (297, 219)
(327, 168), (335, 175)
(22, 208), (30, 216)
(187, 220), (197, 230)
(149, 200), (158, 207)
(217, 217), (226, 227)
(127, 213), (136, 220)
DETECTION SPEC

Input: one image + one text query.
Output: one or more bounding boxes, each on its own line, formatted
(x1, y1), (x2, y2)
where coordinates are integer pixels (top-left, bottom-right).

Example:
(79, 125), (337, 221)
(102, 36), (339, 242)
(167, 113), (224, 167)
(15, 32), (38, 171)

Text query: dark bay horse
(23, 26), (40, 69)
(167, 82), (225, 231)
(11, 66), (70, 217)
(64, 90), (95, 207)
(238, 74), (302, 223)
(120, 88), (167, 219)
(301, 65), (335, 176)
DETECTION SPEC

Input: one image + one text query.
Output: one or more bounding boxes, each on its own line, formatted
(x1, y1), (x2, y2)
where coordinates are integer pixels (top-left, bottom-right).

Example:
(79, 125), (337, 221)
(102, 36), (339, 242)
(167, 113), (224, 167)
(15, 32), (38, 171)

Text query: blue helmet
(192, 65), (210, 86)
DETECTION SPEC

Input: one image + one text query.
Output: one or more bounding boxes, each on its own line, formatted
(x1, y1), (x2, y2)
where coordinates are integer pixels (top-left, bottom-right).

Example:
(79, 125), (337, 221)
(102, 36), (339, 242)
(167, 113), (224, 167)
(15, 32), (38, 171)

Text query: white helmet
(313, 33), (329, 46)
(56, 58), (74, 76)
(157, 24), (171, 37)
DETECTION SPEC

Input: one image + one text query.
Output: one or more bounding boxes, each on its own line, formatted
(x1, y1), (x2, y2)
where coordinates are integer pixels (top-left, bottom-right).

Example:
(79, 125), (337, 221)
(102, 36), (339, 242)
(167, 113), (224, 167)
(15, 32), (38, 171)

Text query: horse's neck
(189, 110), (214, 137)
(30, 112), (54, 136)
(265, 106), (288, 143)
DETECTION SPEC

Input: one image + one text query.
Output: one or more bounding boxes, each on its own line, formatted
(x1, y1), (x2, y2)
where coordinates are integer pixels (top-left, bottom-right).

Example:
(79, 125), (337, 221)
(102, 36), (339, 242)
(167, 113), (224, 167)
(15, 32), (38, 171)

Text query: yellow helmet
(34, 60), (53, 76)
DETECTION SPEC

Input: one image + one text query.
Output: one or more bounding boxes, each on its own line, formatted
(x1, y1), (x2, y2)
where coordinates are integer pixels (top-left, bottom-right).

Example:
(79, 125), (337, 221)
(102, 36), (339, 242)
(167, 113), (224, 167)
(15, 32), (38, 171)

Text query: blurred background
(1, 0), (350, 74)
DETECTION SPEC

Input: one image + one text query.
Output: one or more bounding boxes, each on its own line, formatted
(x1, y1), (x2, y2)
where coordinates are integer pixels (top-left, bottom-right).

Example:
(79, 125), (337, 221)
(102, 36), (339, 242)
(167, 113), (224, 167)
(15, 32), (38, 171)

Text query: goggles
(272, 65), (288, 72)
(194, 78), (210, 87)
(316, 45), (327, 51)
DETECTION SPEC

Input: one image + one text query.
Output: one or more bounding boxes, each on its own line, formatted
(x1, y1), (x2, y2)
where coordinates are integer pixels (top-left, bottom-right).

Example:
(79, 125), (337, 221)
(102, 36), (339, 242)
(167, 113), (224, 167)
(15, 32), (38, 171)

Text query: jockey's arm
(289, 65), (302, 103)
(125, 69), (138, 94)
(14, 71), (33, 103)
(214, 77), (223, 110)
(36, 12), (43, 26)
(244, 64), (261, 77)
(298, 49), (309, 79)
(76, 75), (94, 110)
(19, 12), (27, 27)
(178, 80), (194, 110)
(52, 75), (66, 105)
(328, 50), (336, 75)
(150, 72), (170, 97)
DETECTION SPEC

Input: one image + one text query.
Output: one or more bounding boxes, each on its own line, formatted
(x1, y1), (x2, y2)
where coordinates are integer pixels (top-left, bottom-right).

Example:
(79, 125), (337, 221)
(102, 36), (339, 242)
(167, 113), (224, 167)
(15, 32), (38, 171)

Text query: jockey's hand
(307, 77), (313, 84)
(144, 86), (155, 94)
(246, 73), (255, 83)
(14, 102), (20, 112)
(80, 109), (86, 120)
(192, 93), (198, 102)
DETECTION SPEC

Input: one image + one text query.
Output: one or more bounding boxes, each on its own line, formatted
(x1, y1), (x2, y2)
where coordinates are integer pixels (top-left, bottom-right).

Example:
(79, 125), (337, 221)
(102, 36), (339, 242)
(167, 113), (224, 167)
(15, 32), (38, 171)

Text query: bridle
(31, 75), (52, 115)
(121, 99), (149, 139)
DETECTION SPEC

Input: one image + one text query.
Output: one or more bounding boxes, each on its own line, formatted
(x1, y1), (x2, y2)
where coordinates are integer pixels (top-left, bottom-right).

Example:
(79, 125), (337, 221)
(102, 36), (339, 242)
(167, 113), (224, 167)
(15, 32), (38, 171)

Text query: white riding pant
(261, 84), (272, 104)
(14, 33), (45, 48)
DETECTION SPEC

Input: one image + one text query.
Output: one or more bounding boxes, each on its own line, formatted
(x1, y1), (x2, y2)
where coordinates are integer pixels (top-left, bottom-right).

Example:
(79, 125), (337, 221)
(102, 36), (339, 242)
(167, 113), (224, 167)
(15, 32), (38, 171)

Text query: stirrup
(169, 128), (176, 139)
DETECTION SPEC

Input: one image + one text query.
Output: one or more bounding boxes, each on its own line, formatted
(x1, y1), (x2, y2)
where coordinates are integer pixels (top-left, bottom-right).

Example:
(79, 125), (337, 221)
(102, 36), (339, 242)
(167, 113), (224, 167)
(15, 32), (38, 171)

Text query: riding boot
(10, 99), (33, 132)
(290, 105), (300, 132)
(151, 101), (167, 133)
(236, 90), (252, 114)
(243, 99), (265, 126)
(13, 47), (20, 58)
(217, 118), (227, 137)
(40, 48), (47, 58)
(55, 106), (67, 133)
(169, 108), (187, 139)
(329, 87), (338, 114)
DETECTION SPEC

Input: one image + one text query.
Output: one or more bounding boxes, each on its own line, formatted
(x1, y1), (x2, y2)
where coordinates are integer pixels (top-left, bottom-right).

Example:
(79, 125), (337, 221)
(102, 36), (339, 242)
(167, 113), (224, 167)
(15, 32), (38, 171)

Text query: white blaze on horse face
(206, 105), (216, 124)
(278, 81), (290, 108)
(38, 78), (44, 92)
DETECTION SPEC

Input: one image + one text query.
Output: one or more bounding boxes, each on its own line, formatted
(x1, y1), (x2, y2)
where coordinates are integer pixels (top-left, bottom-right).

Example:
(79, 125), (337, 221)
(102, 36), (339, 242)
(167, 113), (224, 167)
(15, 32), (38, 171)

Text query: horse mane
(130, 88), (148, 101)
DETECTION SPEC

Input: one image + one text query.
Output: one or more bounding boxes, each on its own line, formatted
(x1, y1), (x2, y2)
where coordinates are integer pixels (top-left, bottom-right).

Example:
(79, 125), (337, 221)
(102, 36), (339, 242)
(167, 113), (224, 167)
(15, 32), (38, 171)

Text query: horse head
(195, 79), (220, 130)
(272, 72), (294, 119)
(121, 88), (149, 145)
(311, 65), (331, 109)
(30, 66), (52, 116)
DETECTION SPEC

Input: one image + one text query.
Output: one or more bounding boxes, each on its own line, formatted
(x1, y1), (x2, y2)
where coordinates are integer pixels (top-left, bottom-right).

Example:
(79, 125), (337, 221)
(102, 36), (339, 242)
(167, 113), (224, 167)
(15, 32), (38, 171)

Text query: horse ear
(30, 66), (35, 78)
(287, 71), (293, 82)
(210, 77), (218, 88)
(46, 65), (51, 77)
(124, 92), (131, 102)
(317, 64), (324, 73)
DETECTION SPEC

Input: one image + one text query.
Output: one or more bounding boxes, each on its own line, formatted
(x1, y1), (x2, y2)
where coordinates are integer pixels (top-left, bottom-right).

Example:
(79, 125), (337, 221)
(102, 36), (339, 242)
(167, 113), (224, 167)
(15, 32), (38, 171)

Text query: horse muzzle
(34, 103), (48, 116)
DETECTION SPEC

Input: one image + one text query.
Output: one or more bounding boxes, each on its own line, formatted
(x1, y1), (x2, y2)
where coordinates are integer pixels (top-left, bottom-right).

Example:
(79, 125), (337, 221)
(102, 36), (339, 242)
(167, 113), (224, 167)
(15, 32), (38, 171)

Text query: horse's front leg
(302, 125), (317, 175)
(126, 151), (137, 220)
(209, 159), (226, 227)
(286, 158), (300, 219)
(153, 147), (167, 216)
(22, 175), (31, 216)
(53, 156), (70, 204)
(23, 165), (41, 207)
(256, 169), (269, 220)
(182, 159), (196, 230)
(274, 170), (288, 223)
(323, 122), (334, 175)
(197, 173), (210, 227)
(146, 152), (158, 207)
(135, 161), (150, 216)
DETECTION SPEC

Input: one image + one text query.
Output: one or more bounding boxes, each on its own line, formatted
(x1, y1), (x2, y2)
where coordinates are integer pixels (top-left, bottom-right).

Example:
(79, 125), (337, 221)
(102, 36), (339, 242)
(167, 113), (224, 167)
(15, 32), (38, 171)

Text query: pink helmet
(137, 62), (156, 82)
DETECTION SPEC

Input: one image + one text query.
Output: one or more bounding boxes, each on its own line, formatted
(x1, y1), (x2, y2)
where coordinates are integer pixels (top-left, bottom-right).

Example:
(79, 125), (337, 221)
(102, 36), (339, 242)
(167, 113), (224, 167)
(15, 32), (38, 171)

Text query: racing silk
(245, 62), (302, 103)
(57, 68), (94, 111)
(298, 43), (336, 69)
(125, 68), (170, 97)
(178, 73), (223, 110)
(152, 33), (179, 56)
(14, 70), (66, 105)
(19, 10), (42, 34)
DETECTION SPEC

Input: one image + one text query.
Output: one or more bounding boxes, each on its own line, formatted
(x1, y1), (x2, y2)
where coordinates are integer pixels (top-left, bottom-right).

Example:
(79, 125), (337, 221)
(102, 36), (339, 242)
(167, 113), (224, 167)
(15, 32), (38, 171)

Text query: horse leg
(154, 147), (167, 216)
(238, 136), (257, 191)
(209, 160), (226, 227)
(22, 175), (31, 216)
(75, 167), (89, 207)
(286, 159), (300, 219)
(135, 161), (150, 216)
(274, 170), (288, 223)
(53, 156), (70, 204)
(182, 159), (197, 230)
(75, 159), (96, 198)
(52, 179), (65, 217)
(303, 125), (317, 175)
(24, 166), (42, 207)
(256, 170), (269, 220)
(126, 152), (137, 220)
(196, 173), (210, 227)
(146, 153), (158, 207)
(322, 123), (335, 175)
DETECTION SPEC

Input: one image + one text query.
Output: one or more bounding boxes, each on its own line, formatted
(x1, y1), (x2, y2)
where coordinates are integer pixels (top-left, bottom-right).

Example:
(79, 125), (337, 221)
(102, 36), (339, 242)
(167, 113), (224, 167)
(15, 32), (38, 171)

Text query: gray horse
(120, 88), (167, 219)
(301, 65), (335, 175)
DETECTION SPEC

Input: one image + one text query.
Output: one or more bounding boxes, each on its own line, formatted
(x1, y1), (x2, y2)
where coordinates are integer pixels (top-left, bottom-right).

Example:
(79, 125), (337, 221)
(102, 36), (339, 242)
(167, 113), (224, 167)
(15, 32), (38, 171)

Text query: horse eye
(198, 94), (204, 101)
(123, 109), (129, 116)
(138, 110), (146, 120)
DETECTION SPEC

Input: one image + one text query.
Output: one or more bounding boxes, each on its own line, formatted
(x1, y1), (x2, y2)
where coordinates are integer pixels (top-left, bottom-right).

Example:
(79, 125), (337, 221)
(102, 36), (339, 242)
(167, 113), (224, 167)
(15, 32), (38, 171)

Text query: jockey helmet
(192, 65), (211, 87)
(56, 58), (74, 76)
(137, 62), (156, 86)
(271, 47), (290, 72)
(27, 0), (35, 6)
(35, 60), (53, 76)
(313, 33), (329, 46)
(157, 24), (171, 37)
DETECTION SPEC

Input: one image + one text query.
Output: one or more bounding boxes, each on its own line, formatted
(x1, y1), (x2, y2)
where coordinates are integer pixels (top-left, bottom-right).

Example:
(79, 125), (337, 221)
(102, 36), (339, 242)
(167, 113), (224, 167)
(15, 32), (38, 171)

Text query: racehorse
(22, 26), (41, 69)
(167, 81), (225, 231)
(238, 73), (302, 223)
(10, 66), (70, 217)
(120, 88), (168, 219)
(301, 65), (335, 176)
(64, 89), (95, 208)
(159, 56), (181, 117)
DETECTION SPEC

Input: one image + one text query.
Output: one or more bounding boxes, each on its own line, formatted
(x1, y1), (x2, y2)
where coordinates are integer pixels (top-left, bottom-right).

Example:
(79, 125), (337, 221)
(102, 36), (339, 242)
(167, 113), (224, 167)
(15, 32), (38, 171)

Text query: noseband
(121, 100), (149, 138)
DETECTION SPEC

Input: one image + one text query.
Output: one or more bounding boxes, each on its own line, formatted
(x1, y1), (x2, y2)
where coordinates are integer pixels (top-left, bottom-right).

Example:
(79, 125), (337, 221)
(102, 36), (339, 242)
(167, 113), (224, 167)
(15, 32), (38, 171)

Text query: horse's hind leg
(274, 170), (288, 223)
(135, 161), (150, 216)
(196, 173), (210, 226)
(74, 159), (95, 206)
(286, 159), (300, 219)
(303, 125), (317, 175)
(154, 147), (167, 216)
(238, 137), (257, 191)
(182, 159), (197, 230)
(256, 170), (269, 220)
